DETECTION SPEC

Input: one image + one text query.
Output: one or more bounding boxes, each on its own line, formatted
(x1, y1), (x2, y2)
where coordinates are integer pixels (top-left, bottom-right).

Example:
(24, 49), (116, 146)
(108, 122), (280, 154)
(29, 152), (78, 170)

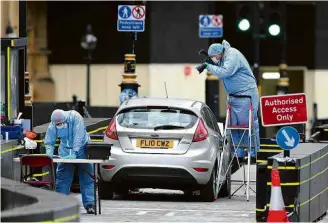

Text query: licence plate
(136, 139), (174, 149)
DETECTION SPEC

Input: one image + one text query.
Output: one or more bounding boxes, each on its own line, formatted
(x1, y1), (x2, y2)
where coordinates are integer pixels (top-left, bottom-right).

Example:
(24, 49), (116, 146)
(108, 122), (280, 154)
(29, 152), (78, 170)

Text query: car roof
(117, 97), (205, 115)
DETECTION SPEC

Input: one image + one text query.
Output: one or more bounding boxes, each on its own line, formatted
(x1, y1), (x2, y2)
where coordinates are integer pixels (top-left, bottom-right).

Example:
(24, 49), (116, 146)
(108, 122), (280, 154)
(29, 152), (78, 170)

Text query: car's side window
(201, 107), (215, 130)
(205, 107), (221, 135)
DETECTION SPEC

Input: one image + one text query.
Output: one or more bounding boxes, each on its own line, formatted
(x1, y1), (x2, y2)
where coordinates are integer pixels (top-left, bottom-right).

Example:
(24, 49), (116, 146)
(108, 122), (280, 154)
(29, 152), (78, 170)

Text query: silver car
(100, 97), (231, 202)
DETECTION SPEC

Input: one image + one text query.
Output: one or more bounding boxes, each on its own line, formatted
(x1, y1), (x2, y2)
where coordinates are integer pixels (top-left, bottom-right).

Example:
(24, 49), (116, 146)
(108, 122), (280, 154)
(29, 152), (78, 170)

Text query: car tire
(219, 146), (232, 198)
(115, 187), (130, 198)
(199, 163), (218, 202)
(183, 190), (195, 201)
(99, 181), (114, 200)
(219, 164), (231, 198)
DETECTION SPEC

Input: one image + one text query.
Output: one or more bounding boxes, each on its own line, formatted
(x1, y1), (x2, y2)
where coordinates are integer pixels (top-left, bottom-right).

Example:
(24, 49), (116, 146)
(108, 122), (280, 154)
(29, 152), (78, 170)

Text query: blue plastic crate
(1, 125), (24, 140)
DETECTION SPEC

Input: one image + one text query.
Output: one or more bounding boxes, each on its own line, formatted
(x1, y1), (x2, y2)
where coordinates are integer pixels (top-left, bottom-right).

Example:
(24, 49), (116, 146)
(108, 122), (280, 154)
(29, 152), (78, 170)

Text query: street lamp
(80, 24), (97, 107)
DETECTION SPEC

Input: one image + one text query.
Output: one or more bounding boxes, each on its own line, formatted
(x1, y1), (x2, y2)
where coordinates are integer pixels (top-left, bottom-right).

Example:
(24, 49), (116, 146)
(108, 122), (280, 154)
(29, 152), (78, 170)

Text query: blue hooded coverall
(44, 109), (94, 209)
(205, 40), (260, 158)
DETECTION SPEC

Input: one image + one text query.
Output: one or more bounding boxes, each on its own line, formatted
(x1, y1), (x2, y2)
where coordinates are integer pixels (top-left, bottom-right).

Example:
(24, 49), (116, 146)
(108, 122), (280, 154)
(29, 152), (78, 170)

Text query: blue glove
(204, 62), (210, 68)
(45, 146), (54, 158)
(62, 152), (76, 159)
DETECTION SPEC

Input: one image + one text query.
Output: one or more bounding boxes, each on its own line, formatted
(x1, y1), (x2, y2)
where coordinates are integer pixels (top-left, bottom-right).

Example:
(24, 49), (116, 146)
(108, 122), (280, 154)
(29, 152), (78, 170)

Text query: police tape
(0, 145), (25, 155)
(33, 126), (108, 144)
(40, 213), (80, 222)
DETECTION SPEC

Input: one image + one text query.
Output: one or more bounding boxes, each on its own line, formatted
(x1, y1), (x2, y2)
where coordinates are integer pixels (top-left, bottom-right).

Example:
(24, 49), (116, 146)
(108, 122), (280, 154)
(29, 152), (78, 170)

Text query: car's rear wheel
(218, 164), (231, 197)
(199, 163), (218, 202)
(99, 181), (114, 200)
(115, 187), (130, 198)
(219, 146), (232, 198)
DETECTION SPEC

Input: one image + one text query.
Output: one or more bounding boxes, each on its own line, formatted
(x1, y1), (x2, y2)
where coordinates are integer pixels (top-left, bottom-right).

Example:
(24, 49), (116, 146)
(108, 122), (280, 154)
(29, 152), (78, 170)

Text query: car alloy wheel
(212, 163), (219, 200)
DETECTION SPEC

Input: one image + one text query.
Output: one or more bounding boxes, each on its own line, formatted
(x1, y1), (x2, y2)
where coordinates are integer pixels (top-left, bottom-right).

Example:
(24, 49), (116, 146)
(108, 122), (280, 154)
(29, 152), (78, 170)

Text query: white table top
(13, 157), (108, 164)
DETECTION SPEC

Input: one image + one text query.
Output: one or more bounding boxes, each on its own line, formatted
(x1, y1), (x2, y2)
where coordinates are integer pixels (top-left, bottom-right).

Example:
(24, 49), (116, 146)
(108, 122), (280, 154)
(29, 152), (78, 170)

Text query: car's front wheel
(199, 163), (219, 202)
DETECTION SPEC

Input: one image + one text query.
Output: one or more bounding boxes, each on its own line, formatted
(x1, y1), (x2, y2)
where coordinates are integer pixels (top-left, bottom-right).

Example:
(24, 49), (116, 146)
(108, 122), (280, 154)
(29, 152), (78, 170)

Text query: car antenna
(164, 82), (168, 98)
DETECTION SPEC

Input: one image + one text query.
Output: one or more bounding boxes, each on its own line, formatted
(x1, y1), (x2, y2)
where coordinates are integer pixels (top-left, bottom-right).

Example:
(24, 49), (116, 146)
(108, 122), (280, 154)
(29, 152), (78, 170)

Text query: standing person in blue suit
(44, 109), (95, 214)
(202, 40), (260, 162)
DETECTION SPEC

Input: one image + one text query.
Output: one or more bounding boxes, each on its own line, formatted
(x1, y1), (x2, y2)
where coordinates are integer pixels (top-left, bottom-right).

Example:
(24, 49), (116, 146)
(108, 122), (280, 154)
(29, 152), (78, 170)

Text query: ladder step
(227, 125), (249, 128)
(226, 127), (249, 130)
(229, 145), (256, 148)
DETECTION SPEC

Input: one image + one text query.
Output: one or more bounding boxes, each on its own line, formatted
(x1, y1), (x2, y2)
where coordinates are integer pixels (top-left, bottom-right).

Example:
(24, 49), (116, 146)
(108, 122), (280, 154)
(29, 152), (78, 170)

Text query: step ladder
(218, 94), (257, 201)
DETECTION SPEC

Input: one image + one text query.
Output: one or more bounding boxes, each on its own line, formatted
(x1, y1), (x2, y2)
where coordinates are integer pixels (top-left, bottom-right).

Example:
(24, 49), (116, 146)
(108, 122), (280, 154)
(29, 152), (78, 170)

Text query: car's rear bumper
(99, 145), (216, 187)
(111, 167), (200, 190)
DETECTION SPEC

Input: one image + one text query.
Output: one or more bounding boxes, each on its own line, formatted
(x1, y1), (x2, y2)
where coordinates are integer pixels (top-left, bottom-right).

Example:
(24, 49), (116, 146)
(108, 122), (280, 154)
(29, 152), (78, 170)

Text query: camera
(196, 49), (214, 74)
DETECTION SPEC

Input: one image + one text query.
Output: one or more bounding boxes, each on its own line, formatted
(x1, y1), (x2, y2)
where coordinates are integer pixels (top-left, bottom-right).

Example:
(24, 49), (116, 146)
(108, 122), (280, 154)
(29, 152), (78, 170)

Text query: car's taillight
(105, 118), (118, 140)
(102, 165), (115, 170)
(192, 119), (208, 142)
(193, 167), (209, 172)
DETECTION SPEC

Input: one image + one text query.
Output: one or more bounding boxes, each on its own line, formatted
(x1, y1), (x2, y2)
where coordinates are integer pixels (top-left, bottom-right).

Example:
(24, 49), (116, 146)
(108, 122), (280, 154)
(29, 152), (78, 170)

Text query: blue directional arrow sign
(276, 126), (300, 150)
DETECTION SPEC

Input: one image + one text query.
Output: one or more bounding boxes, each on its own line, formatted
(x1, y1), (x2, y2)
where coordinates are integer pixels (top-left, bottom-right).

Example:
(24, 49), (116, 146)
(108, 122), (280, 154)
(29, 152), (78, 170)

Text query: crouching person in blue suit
(44, 109), (95, 214)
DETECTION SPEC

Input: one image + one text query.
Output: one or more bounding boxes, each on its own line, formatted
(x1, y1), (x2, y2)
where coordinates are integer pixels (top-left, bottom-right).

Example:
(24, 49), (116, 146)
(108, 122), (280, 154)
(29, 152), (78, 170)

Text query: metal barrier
(256, 142), (328, 222)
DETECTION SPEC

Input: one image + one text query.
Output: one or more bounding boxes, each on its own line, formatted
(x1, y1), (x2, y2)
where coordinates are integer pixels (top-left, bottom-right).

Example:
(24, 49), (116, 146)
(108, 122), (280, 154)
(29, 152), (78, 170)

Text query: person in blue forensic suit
(44, 109), (95, 214)
(202, 40), (260, 161)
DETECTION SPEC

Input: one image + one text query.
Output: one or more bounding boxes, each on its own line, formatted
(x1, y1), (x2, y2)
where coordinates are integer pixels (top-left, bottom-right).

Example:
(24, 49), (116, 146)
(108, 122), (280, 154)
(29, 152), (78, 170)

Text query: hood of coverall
(219, 40), (232, 63)
(51, 109), (68, 124)
(221, 40), (231, 51)
(207, 40), (231, 56)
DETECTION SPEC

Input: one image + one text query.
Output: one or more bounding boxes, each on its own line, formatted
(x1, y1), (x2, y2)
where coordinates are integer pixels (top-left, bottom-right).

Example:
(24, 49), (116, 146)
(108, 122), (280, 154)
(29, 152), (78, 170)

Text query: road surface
(77, 165), (257, 222)
(72, 164), (328, 222)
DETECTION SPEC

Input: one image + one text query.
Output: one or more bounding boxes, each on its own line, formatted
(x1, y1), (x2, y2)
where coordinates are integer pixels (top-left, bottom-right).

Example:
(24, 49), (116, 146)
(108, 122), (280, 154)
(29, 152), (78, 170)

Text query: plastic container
(0, 125), (24, 140)
(0, 103), (6, 122)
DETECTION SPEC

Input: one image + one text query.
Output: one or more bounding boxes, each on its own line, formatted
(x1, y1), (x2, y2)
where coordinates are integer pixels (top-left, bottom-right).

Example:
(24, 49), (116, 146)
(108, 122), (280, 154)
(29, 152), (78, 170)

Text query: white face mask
(211, 57), (219, 64)
(56, 123), (67, 130)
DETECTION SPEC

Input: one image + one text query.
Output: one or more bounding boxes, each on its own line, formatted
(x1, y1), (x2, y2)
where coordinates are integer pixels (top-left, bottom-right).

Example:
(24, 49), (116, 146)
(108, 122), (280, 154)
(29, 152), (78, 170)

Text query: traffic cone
(267, 167), (290, 222)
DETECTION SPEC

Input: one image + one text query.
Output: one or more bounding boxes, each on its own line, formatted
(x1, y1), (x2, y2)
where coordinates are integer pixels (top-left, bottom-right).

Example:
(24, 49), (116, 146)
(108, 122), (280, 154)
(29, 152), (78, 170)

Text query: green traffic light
(268, 24), (281, 36)
(238, 19), (250, 31)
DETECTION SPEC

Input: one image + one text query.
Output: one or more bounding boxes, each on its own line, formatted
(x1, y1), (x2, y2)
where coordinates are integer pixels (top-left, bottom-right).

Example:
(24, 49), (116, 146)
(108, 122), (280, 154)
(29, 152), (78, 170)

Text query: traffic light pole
(276, 2), (292, 157)
(252, 2), (260, 86)
(252, 2), (267, 140)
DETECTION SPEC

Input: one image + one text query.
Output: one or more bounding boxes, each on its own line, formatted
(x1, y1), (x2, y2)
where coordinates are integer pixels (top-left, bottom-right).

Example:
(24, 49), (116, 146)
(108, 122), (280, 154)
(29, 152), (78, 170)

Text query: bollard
(119, 53), (140, 104)
(205, 71), (220, 120)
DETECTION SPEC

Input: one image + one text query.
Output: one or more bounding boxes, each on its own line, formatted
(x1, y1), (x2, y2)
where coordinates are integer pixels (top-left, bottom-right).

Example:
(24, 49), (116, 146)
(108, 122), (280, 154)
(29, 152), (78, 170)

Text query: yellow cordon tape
(0, 126), (107, 155)
(40, 213), (80, 222)
(33, 126), (108, 144)
(266, 166), (328, 187)
(32, 171), (50, 177)
(0, 146), (24, 155)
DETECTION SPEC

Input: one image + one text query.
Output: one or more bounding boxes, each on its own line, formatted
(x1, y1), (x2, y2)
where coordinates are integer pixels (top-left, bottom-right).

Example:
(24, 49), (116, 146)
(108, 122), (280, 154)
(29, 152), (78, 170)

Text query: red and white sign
(260, 93), (308, 127)
(211, 15), (223, 27)
(132, 6), (145, 20)
(184, 66), (191, 77)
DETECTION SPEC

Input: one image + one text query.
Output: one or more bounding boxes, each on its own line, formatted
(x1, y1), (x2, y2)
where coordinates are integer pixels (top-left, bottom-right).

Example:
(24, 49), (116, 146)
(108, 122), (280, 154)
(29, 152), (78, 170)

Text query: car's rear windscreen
(116, 107), (198, 129)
